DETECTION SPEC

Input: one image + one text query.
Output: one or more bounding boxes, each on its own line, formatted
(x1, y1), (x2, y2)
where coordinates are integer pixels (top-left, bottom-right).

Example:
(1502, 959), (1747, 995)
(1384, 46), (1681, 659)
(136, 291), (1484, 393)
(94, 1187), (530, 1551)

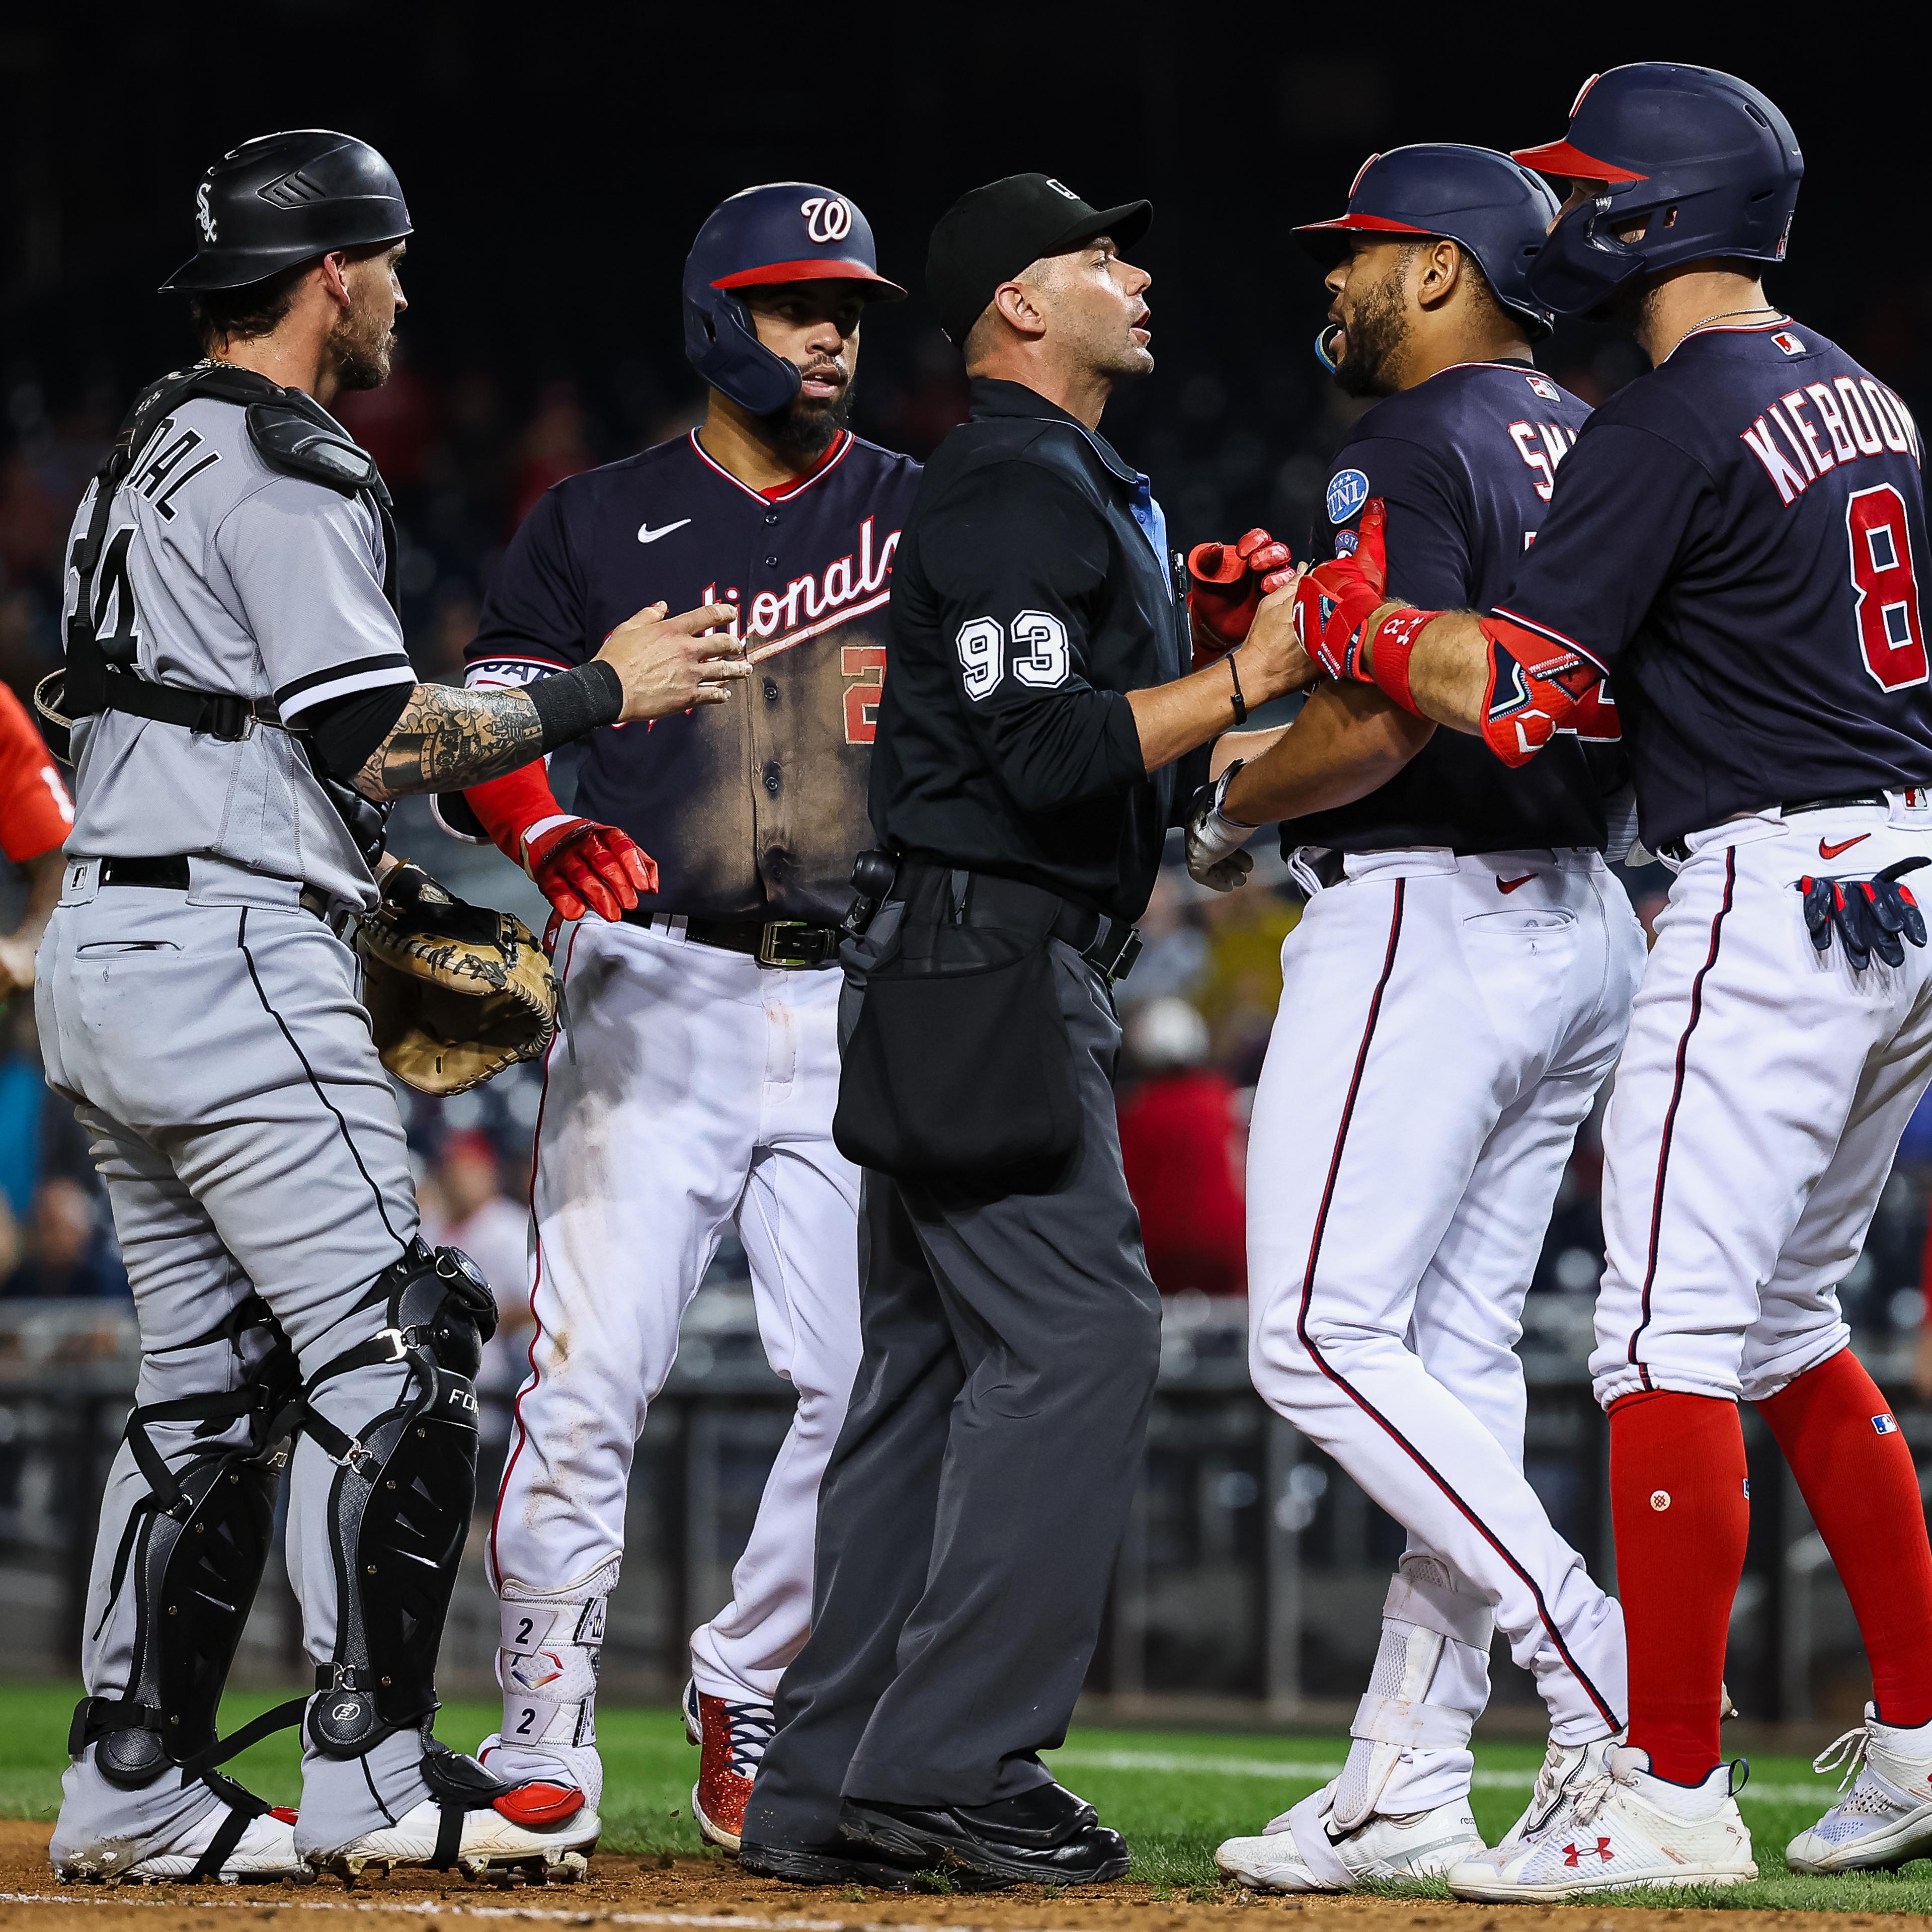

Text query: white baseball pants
(1593, 796), (1932, 1407)
(1248, 848), (1643, 1804)
(489, 916), (861, 1703)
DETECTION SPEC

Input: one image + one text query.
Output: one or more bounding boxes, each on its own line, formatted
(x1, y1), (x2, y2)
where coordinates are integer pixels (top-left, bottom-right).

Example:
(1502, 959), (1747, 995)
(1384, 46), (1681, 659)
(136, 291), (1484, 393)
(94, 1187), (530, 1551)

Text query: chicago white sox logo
(196, 182), (218, 242)
(801, 195), (852, 243)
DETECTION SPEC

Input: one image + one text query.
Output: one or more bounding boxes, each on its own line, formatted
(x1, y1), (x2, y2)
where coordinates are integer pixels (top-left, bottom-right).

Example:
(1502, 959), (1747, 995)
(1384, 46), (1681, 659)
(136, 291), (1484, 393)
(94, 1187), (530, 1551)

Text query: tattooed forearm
(354, 683), (546, 801)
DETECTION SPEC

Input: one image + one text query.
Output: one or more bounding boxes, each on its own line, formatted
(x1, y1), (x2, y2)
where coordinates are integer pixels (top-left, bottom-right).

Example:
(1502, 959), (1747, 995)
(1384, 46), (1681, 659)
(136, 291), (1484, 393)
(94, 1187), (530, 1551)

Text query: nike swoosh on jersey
(1819, 833), (1871, 859)
(1496, 873), (1536, 894)
(636, 519), (692, 544)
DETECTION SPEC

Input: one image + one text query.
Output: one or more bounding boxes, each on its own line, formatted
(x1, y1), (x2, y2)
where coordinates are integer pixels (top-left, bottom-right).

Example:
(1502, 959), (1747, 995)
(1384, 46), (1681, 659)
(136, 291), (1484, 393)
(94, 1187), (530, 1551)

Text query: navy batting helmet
(1513, 64), (1803, 317)
(1295, 144), (1562, 344)
(684, 184), (906, 417)
(160, 131), (411, 293)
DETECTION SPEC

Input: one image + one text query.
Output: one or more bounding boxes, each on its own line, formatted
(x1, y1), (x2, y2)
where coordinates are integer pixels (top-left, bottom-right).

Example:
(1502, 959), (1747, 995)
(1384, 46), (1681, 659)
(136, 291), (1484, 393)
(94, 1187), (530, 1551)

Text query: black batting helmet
(159, 130), (412, 293)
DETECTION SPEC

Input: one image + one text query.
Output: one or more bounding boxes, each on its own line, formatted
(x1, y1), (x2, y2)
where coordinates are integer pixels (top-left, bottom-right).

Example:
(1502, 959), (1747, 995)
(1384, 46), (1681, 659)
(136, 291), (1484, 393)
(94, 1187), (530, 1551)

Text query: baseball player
(1295, 64), (1932, 1896)
(451, 185), (918, 1851)
(39, 131), (742, 1886)
(1187, 147), (1640, 1892)
(1, 680), (74, 997)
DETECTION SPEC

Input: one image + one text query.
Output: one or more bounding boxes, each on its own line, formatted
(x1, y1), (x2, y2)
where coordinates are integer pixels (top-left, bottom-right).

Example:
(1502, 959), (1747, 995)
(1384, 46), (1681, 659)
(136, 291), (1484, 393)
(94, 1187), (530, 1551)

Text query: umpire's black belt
(893, 858), (1142, 984)
(622, 908), (844, 969)
(97, 853), (333, 921)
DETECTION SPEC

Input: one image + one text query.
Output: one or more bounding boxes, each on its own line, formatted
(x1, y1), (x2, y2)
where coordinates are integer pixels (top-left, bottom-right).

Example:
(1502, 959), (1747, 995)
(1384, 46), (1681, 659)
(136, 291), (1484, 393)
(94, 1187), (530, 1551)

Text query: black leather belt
(1658, 791), (1895, 862)
(622, 908), (844, 969)
(891, 858), (1142, 985)
(1047, 900), (1143, 983)
(97, 854), (332, 920)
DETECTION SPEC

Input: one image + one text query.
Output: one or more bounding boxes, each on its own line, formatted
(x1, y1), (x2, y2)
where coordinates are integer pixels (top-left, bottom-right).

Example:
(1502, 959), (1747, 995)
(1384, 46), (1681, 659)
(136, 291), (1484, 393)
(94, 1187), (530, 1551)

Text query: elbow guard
(1477, 617), (1620, 767)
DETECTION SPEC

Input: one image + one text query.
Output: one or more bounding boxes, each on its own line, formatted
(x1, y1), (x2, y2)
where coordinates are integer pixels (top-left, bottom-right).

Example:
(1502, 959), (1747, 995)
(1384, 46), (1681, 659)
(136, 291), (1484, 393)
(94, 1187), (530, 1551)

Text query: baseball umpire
(1292, 65), (1932, 1894)
(741, 174), (1312, 1889)
(450, 183), (918, 1849)
(39, 131), (741, 1885)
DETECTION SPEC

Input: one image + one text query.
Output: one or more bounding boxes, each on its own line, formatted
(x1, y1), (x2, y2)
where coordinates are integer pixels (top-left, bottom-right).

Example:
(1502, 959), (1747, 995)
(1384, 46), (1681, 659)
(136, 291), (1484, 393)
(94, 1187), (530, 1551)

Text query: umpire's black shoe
(739, 1834), (1002, 1891)
(839, 1782), (1131, 1884)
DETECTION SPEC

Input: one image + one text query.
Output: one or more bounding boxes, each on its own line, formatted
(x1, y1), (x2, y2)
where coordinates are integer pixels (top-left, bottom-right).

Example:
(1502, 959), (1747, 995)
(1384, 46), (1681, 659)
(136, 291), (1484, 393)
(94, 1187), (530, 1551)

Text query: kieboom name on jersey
(703, 514), (900, 664)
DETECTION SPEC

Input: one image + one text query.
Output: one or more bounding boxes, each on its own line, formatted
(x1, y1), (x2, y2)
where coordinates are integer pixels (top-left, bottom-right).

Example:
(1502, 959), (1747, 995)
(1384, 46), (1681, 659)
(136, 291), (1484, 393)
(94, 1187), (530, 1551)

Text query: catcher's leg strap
(300, 1239), (499, 1760)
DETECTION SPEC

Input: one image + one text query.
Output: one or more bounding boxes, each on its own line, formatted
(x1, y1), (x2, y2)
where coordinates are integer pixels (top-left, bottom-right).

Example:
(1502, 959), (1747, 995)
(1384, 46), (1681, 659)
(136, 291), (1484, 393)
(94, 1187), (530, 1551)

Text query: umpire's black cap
(925, 174), (1151, 347)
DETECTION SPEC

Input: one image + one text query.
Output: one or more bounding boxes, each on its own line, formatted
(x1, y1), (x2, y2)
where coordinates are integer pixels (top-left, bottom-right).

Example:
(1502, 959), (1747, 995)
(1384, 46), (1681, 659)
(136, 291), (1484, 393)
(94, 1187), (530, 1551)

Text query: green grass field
(3, 1682), (1928, 1912)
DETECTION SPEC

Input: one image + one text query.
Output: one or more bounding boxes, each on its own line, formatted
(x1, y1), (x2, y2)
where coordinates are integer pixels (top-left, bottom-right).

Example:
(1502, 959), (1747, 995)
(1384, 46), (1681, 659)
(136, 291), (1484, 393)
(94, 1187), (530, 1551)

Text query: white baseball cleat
(1787, 1705), (1932, 1873)
(310, 1796), (600, 1885)
(1496, 1736), (1615, 1850)
(475, 1730), (601, 1826)
(1214, 1779), (1484, 1891)
(1446, 1742), (1754, 1900)
(56, 1806), (306, 1886)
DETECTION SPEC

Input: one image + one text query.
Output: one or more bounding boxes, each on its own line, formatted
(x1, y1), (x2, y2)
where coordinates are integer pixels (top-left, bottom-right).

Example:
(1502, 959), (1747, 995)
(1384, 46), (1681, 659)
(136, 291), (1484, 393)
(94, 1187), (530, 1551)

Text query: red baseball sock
(1757, 1347), (1932, 1728)
(1608, 1390), (1750, 1785)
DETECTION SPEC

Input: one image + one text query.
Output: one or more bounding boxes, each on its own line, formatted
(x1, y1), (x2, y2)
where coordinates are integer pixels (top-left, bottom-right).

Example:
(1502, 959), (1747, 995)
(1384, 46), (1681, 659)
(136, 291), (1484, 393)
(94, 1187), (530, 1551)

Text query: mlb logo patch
(1527, 373), (1561, 401)
(1326, 467), (1370, 525)
(1773, 329), (1805, 357)
(1875, 1413), (1899, 1435)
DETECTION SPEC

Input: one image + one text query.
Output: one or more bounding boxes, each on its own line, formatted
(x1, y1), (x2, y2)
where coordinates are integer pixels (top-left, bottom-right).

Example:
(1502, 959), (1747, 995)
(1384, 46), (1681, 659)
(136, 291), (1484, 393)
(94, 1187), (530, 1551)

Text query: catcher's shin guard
(71, 1297), (301, 1792)
(1330, 1554), (1495, 1832)
(302, 1238), (499, 1759)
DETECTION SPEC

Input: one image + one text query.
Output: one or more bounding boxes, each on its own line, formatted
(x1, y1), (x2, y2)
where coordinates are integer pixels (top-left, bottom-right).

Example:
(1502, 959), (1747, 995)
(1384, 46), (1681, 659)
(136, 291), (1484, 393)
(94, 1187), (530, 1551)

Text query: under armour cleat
(1446, 1742), (1754, 1900)
(311, 1796), (600, 1886)
(1215, 1779), (1483, 1891)
(1787, 1705), (1932, 1872)
(56, 1805), (306, 1886)
(685, 1678), (775, 1853)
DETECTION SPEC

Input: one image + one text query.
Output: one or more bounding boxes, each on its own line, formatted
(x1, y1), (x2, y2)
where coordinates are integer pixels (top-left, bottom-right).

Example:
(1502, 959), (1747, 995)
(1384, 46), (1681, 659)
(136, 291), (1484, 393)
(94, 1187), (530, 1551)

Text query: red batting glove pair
(524, 817), (659, 923)
(1186, 528), (1295, 669)
(1292, 500), (1393, 682)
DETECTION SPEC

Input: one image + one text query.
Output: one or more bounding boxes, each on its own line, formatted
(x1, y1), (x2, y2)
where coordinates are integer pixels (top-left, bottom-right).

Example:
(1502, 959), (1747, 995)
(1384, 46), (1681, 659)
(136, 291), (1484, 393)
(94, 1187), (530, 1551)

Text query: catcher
(38, 128), (742, 1888)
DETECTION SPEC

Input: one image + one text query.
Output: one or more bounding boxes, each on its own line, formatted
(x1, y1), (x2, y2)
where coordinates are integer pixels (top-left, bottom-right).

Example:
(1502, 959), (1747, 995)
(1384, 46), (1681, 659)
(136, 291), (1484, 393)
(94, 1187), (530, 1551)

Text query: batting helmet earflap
(1512, 64), (1803, 318)
(1294, 145), (1563, 339)
(159, 131), (412, 293)
(684, 183), (906, 417)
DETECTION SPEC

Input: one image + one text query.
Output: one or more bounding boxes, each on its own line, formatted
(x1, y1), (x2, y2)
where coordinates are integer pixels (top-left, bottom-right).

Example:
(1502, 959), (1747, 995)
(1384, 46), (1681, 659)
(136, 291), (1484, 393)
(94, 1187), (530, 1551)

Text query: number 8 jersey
(1491, 317), (1932, 851)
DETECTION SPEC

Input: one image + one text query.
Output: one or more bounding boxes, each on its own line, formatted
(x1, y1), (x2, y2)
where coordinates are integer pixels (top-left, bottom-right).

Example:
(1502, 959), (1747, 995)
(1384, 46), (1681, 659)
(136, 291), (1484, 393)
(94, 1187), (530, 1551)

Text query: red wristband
(1367, 608), (1440, 716)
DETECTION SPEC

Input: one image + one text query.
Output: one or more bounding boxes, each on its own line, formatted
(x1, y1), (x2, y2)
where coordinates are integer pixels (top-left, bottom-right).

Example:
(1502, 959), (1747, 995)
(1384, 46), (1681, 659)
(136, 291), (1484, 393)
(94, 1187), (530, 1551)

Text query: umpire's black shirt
(870, 377), (1204, 924)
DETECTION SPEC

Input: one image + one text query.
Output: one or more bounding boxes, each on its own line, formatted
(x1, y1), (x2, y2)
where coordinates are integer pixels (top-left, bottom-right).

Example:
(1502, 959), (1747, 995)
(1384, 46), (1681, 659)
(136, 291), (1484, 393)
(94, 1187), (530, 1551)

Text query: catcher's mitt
(355, 861), (560, 1096)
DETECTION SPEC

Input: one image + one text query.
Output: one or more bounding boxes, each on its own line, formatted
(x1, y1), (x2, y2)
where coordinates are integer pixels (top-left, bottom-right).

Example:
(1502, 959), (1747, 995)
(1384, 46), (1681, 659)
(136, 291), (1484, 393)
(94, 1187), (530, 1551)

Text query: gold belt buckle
(757, 920), (810, 967)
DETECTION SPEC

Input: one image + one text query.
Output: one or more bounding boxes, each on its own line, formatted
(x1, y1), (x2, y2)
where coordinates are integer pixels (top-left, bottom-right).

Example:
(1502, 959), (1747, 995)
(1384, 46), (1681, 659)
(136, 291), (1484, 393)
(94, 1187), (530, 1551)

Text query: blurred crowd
(8, 321), (1932, 1380)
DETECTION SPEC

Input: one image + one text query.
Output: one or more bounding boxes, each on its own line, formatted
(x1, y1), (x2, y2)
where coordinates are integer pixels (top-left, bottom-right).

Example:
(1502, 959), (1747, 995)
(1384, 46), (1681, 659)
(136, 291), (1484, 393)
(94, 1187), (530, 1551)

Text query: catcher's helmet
(1295, 144), (1563, 339)
(1513, 64), (1802, 317)
(683, 183), (905, 417)
(160, 130), (412, 293)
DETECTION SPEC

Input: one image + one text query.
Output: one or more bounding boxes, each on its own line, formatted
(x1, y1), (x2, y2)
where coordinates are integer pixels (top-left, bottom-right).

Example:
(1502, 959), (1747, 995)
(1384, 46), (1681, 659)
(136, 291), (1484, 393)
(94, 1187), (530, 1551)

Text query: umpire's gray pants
(745, 940), (1162, 1846)
(37, 860), (434, 1864)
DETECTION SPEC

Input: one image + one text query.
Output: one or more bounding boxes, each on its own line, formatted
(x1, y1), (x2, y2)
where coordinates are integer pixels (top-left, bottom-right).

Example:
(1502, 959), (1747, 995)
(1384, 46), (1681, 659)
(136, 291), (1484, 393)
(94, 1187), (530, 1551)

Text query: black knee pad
(303, 1239), (497, 1758)
(72, 1299), (300, 1789)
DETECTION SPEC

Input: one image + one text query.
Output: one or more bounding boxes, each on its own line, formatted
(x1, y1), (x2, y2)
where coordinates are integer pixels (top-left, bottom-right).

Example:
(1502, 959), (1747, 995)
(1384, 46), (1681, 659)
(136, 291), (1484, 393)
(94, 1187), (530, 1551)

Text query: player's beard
(1332, 265), (1410, 399)
(329, 294), (397, 393)
(766, 368), (856, 465)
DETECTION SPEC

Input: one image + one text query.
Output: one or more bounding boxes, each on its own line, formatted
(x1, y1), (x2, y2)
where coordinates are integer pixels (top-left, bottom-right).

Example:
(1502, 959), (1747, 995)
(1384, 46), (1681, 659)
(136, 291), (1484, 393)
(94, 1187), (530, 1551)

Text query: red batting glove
(524, 818), (658, 923)
(1292, 499), (1393, 681)
(1187, 528), (1295, 667)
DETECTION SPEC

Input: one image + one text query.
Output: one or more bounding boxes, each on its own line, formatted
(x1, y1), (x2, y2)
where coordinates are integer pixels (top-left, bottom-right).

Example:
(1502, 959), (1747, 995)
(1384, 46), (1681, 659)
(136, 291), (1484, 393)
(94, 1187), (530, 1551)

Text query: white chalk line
(1, 1904), (1066, 1932)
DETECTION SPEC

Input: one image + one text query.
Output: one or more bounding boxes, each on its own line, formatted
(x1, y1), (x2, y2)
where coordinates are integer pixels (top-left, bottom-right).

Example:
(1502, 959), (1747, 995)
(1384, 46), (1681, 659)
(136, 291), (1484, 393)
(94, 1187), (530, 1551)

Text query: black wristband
(528, 660), (623, 752)
(1227, 651), (1249, 727)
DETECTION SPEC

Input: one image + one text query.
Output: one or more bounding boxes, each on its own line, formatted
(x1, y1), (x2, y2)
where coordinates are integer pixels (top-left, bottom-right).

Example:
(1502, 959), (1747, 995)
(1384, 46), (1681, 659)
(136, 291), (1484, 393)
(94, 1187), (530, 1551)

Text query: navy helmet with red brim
(1511, 64), (1802, 319)
(1294, 144), (1563, 337)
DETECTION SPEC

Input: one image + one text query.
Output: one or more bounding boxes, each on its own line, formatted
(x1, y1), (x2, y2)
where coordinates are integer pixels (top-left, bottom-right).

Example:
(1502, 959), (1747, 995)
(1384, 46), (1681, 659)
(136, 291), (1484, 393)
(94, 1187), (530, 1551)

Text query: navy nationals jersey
(467, 429), (922, 921)
(1289, 360), (1618, 855)
(1498, 319), (1932, 850)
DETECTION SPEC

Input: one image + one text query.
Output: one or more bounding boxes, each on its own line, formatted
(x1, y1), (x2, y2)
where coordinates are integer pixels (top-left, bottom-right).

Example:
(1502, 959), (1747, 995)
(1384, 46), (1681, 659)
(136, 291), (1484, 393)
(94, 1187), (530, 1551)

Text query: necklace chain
(1687, 304), (1783, 334)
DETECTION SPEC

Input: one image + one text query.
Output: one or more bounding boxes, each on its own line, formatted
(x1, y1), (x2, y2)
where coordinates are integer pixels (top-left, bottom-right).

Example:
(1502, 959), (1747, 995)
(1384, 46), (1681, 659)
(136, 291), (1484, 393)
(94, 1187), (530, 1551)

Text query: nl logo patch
(1327, 468), (1370, 525)
(1875, 1413), (1899, 1435)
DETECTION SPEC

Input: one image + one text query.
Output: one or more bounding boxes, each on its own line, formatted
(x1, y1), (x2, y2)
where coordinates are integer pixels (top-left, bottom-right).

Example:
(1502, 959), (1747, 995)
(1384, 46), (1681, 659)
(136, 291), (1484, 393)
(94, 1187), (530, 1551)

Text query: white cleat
(312, 1796), (600, 1886)
(57, 1808), (306, 1886)
(1787, 1705), (1932, 1873)
(1446, 1743), (1754, 1900)
(475, 1730), (601, 1827)
(1215, 1779), (1484, 1892)
(1497, 1737), (1614, 1850)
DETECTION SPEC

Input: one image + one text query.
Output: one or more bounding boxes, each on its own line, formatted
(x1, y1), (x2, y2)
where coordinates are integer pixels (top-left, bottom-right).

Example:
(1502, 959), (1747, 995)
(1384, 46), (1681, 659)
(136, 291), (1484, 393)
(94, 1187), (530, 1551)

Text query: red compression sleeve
(1366, 609), (1440, 716)
(1758, 1348), (1932, 1727)
(1608, 1391), (1750, 1785)
(464, 762), (564, 866)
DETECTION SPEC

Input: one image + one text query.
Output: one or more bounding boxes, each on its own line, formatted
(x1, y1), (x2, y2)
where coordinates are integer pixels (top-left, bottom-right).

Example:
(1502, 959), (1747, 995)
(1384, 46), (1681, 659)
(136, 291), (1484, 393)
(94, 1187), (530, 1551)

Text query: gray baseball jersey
(59, 395), (417, 910)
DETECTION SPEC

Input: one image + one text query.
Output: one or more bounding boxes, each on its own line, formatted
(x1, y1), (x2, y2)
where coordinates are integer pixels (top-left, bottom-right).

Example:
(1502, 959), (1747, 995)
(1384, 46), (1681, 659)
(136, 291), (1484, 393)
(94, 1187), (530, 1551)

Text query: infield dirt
(0, 1823), (1918, 1932)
